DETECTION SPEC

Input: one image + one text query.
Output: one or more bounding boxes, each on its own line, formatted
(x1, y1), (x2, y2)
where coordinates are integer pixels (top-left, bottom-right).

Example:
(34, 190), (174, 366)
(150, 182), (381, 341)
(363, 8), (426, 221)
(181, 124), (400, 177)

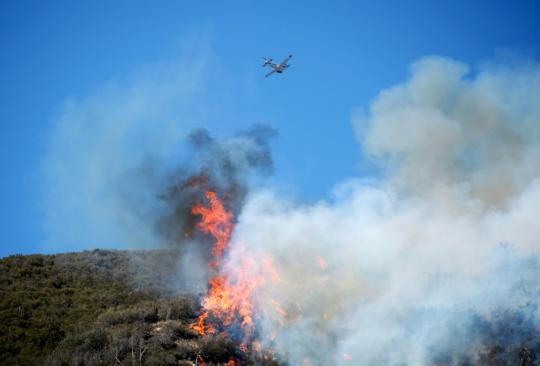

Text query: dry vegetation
(0, 250), (280, 366)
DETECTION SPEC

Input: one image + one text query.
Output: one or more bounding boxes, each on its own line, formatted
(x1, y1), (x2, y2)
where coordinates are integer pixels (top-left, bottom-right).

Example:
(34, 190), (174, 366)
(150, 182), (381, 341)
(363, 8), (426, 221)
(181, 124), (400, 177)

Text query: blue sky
(1, 0), (539, 257)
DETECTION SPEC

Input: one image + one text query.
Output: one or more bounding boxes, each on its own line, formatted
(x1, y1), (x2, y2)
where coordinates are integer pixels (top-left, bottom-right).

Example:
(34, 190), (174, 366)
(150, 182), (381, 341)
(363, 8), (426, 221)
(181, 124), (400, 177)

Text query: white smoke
(359, 56), (540, 210)
(227, 56), (540, 365)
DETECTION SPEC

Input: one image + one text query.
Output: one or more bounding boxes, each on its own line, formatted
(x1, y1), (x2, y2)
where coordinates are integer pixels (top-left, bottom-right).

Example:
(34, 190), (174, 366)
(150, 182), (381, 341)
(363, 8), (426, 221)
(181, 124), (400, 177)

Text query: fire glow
(189, 190), (284, 358)
(191, 191), (233, 267)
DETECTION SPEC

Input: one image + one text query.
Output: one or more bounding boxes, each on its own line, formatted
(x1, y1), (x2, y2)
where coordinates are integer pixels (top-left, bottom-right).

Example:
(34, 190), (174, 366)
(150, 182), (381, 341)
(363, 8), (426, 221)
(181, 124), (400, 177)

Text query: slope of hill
(0, 249), (264, 366)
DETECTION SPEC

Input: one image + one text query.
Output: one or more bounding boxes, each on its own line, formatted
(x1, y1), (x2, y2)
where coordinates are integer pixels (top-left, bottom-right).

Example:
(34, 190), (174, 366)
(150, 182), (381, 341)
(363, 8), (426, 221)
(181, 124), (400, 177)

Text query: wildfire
(270, 299), (288, 318)
(192, 191), (233, 267)
(189, 189), (284, 362)
(191, 310), (215, 335)
(316, 254), (328, 270)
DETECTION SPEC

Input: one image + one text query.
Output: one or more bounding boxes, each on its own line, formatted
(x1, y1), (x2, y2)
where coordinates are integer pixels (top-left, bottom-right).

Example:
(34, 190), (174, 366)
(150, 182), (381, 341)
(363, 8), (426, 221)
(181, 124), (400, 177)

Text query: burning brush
(187, 188), (285, 365)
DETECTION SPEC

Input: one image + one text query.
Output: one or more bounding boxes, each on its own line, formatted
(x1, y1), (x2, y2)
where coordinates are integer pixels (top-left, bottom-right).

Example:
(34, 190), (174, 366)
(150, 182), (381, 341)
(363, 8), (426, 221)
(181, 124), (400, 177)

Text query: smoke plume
(42, 48), (540, 364)
(224, 56), (540, 365)
(41, 37), (276, 261)
(153, 125), (277, 292)
(155, 124), (276, 247)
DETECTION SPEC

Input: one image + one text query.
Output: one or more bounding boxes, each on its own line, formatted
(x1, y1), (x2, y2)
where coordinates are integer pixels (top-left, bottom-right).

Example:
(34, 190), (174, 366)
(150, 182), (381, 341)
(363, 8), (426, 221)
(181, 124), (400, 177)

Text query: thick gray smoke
(225, 56), (540, 365)
(41, 38), (276, 259)
(155, 124), (277, 247)
(153, 125), (276, 293)
(359, 56), (540, 211)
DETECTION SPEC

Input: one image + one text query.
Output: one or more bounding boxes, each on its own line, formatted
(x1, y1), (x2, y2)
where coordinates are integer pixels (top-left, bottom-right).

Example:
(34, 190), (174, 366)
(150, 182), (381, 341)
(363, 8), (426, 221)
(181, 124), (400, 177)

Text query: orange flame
(270, 298), (288, 318)
(190, 190), (281, 351)
(317, 254), (328, 270)
(191, 311), (216, 336)
(191, 191), (233, 267)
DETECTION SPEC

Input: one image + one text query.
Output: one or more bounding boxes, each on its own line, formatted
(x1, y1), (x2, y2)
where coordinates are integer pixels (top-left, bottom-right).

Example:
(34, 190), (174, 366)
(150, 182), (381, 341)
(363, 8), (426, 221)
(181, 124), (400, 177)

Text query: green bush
(0, 250), (282, 366)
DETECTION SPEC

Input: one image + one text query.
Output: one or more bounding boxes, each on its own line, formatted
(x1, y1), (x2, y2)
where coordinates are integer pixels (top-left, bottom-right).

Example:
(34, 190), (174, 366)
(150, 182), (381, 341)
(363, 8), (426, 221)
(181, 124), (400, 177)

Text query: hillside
(0, 250), (272, 366)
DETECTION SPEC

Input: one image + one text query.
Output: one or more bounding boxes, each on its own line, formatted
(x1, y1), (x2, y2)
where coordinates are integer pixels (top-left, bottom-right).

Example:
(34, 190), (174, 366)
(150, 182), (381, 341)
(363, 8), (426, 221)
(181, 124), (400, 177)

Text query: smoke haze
(42, 49), (540, 364)
(41, 40), (215, 252)
(41, 37), (277, 258)
(226, 56), (540, 365)
(155, 124), (277, 247)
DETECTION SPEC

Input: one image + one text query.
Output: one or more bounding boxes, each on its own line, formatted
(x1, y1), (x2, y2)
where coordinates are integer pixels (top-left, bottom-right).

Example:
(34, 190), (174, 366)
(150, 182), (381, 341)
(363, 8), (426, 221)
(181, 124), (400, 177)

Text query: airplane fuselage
(262, 54), (292, 77)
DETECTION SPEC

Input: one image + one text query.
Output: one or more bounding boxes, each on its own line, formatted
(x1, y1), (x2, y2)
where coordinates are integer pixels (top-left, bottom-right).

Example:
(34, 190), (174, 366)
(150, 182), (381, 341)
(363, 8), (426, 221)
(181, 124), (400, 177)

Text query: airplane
(262, 54), (293, 78)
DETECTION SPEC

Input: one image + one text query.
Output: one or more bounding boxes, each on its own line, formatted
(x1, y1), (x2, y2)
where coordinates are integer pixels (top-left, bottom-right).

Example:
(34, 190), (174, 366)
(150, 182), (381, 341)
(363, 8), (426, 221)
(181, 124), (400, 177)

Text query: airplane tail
(262, 57), (273, 67)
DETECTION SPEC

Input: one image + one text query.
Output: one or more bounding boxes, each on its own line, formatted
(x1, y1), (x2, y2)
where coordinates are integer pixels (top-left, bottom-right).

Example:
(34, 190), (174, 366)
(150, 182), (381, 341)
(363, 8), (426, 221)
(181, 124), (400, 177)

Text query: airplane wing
(280, 54), (293, 65)
(265, 69), (276, 78)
